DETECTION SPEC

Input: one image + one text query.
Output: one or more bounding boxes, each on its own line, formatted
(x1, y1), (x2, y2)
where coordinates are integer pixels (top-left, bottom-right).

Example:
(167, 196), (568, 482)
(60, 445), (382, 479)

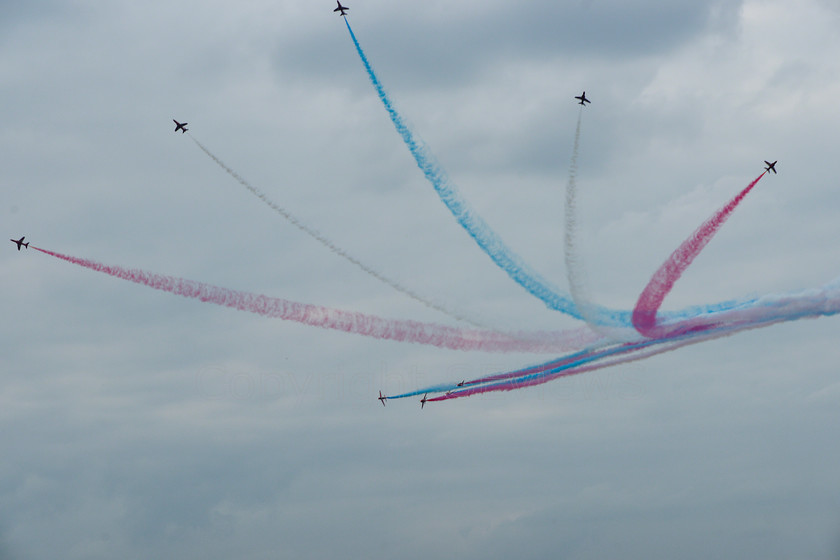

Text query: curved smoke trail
(343, 19), (760, 328)
(632, 172), (766, 338)
(32, 246), (602, 353)
(421, 279), (840, 402)
(390, 170), (840, 403)
(189, 135), (489, 329)
(402, 224), (840, 403)
(563, 108), (607, 335)
(343, 18), (592, 321)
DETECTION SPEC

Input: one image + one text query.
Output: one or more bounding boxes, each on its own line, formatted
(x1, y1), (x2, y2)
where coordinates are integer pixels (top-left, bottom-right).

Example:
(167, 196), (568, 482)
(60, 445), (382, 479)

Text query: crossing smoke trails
(31, 246), (601, 354)
(632, 172), (766, 338)
(189, 135), (488, 329)
(343, 18), (584, 321)
(25, 18), (836, 406)
(398, 280), (840, 402)
(339, 19), (823, 404)
(389, 172), (796, 402)
(390, 171), (840, 402)
(343, 18), (759, 328)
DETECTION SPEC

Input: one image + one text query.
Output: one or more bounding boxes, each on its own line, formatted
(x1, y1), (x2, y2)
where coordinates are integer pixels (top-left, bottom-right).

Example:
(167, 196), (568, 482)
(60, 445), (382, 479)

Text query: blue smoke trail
(343, 19), (756, 327)
(390, 276), (840, 402)
(344, 19), (592, 321)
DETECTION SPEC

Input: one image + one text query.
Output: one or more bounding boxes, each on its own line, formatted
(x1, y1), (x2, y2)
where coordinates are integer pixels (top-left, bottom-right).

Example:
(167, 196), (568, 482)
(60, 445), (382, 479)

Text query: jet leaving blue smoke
(343, 19), (755, 328)
(344, 19), (594, 321)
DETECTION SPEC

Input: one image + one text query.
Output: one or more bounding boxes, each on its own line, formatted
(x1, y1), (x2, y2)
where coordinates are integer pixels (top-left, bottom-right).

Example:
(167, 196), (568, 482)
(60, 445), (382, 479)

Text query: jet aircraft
(420, 393), (428, 409)
(334, 1), (349, 16)
(575, 91), (591, 106)
(173, 120), (188, 133)
(10, 236), (28, 251)
(764, 160), (778, 174)
(378, 391), (387, 406)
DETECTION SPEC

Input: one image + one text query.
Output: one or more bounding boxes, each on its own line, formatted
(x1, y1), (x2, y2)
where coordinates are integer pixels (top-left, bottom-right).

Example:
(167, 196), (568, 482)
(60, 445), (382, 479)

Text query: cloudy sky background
(3, 0), (840, 558)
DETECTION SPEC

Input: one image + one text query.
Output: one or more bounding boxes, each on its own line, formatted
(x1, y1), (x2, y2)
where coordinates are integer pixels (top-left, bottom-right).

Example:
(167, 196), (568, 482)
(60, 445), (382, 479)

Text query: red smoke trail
(419, 276), (840, 402)
(460, 343), (621, 387)
(632, 172), (765, 338)
(428, 342), (674, 402)
(32, 246), (598, 353)
(428, 319), (766, 403)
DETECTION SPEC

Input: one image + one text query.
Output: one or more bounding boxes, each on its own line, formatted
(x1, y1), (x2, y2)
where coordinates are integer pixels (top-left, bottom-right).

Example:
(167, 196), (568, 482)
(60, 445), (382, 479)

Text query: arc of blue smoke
(343, 19), (757, 327)
(344, 19), (592, 321)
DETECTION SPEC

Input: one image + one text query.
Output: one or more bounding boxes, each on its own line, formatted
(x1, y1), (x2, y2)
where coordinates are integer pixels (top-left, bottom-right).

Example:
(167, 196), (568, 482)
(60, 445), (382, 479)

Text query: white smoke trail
(189, 135), (492, 329)
(563, 109), (614, 337)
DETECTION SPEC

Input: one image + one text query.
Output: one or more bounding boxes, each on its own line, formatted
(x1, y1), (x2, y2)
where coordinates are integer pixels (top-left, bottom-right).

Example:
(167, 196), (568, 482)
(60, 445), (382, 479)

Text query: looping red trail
(631, 172), (766, 338)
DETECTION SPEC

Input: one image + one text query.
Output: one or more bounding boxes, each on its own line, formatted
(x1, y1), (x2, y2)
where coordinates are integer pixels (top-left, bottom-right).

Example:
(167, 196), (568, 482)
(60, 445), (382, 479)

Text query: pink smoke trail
(416, 273), (840, 402)
(428, 316), (784, 402)
(428, 341), (682, 402)
(632, 172), (766, 338)
(32, 246), (601, 353)
(461, 343), (625, 387)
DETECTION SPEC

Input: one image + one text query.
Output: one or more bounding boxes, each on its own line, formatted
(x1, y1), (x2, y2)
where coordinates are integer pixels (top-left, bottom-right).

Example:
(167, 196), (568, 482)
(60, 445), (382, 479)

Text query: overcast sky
(3, 0), (840, 558)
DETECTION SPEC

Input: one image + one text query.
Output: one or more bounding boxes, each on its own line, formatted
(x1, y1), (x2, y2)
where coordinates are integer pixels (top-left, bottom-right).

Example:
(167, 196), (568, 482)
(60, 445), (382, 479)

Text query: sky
(3, 0), (840, 558)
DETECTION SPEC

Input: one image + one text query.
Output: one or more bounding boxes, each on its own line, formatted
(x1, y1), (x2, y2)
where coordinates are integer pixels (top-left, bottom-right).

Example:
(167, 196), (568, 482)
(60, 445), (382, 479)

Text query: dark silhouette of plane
(10, 236), (28, 251)
(764, 160), (777, 174)
(420, 393), (428, 409)
(575, 91), (591, 106)
(457, 380), (465, 387)
(173, 120), (188, 133)
(334, 1), (349, 16)
(378, 391), (387, 406)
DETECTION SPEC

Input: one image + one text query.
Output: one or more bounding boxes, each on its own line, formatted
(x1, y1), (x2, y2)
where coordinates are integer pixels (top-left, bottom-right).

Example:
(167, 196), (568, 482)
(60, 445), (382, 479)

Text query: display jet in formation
(10, 236), (28, 251)
(334, 1), (349, 16)
(420, 393), (428, 409)
(575, 91), (591, 106)
(173, 120), (188, 133)
(378, 391), (387, 406)
(764, 160), (778, 174)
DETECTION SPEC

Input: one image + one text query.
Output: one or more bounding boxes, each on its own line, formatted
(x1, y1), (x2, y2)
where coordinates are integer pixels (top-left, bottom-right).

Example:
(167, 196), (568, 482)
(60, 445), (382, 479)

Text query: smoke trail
(563, 110), (636, 342)
(564, 110), (586, 310)
(189, 136), (490, 329)
(429, 341), (670, 402)
(342, 19), (596, 321)
(632, 172), (765, 337)
(563, 108), (607, 336)
(395, 275), (840, 402)
(427, 314), (797, 402)
(387, 343), (622, 400)
(342, 19), (761, 328)
(32, 246), (601, 353)
(429, 338), (701, 402)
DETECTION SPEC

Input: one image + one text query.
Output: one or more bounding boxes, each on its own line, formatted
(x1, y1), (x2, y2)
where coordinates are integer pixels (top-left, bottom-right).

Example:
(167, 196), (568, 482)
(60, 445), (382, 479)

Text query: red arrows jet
(10, 236), (28, 251)
(334, 1), (349, 16)
(575, 91), (591, 106)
